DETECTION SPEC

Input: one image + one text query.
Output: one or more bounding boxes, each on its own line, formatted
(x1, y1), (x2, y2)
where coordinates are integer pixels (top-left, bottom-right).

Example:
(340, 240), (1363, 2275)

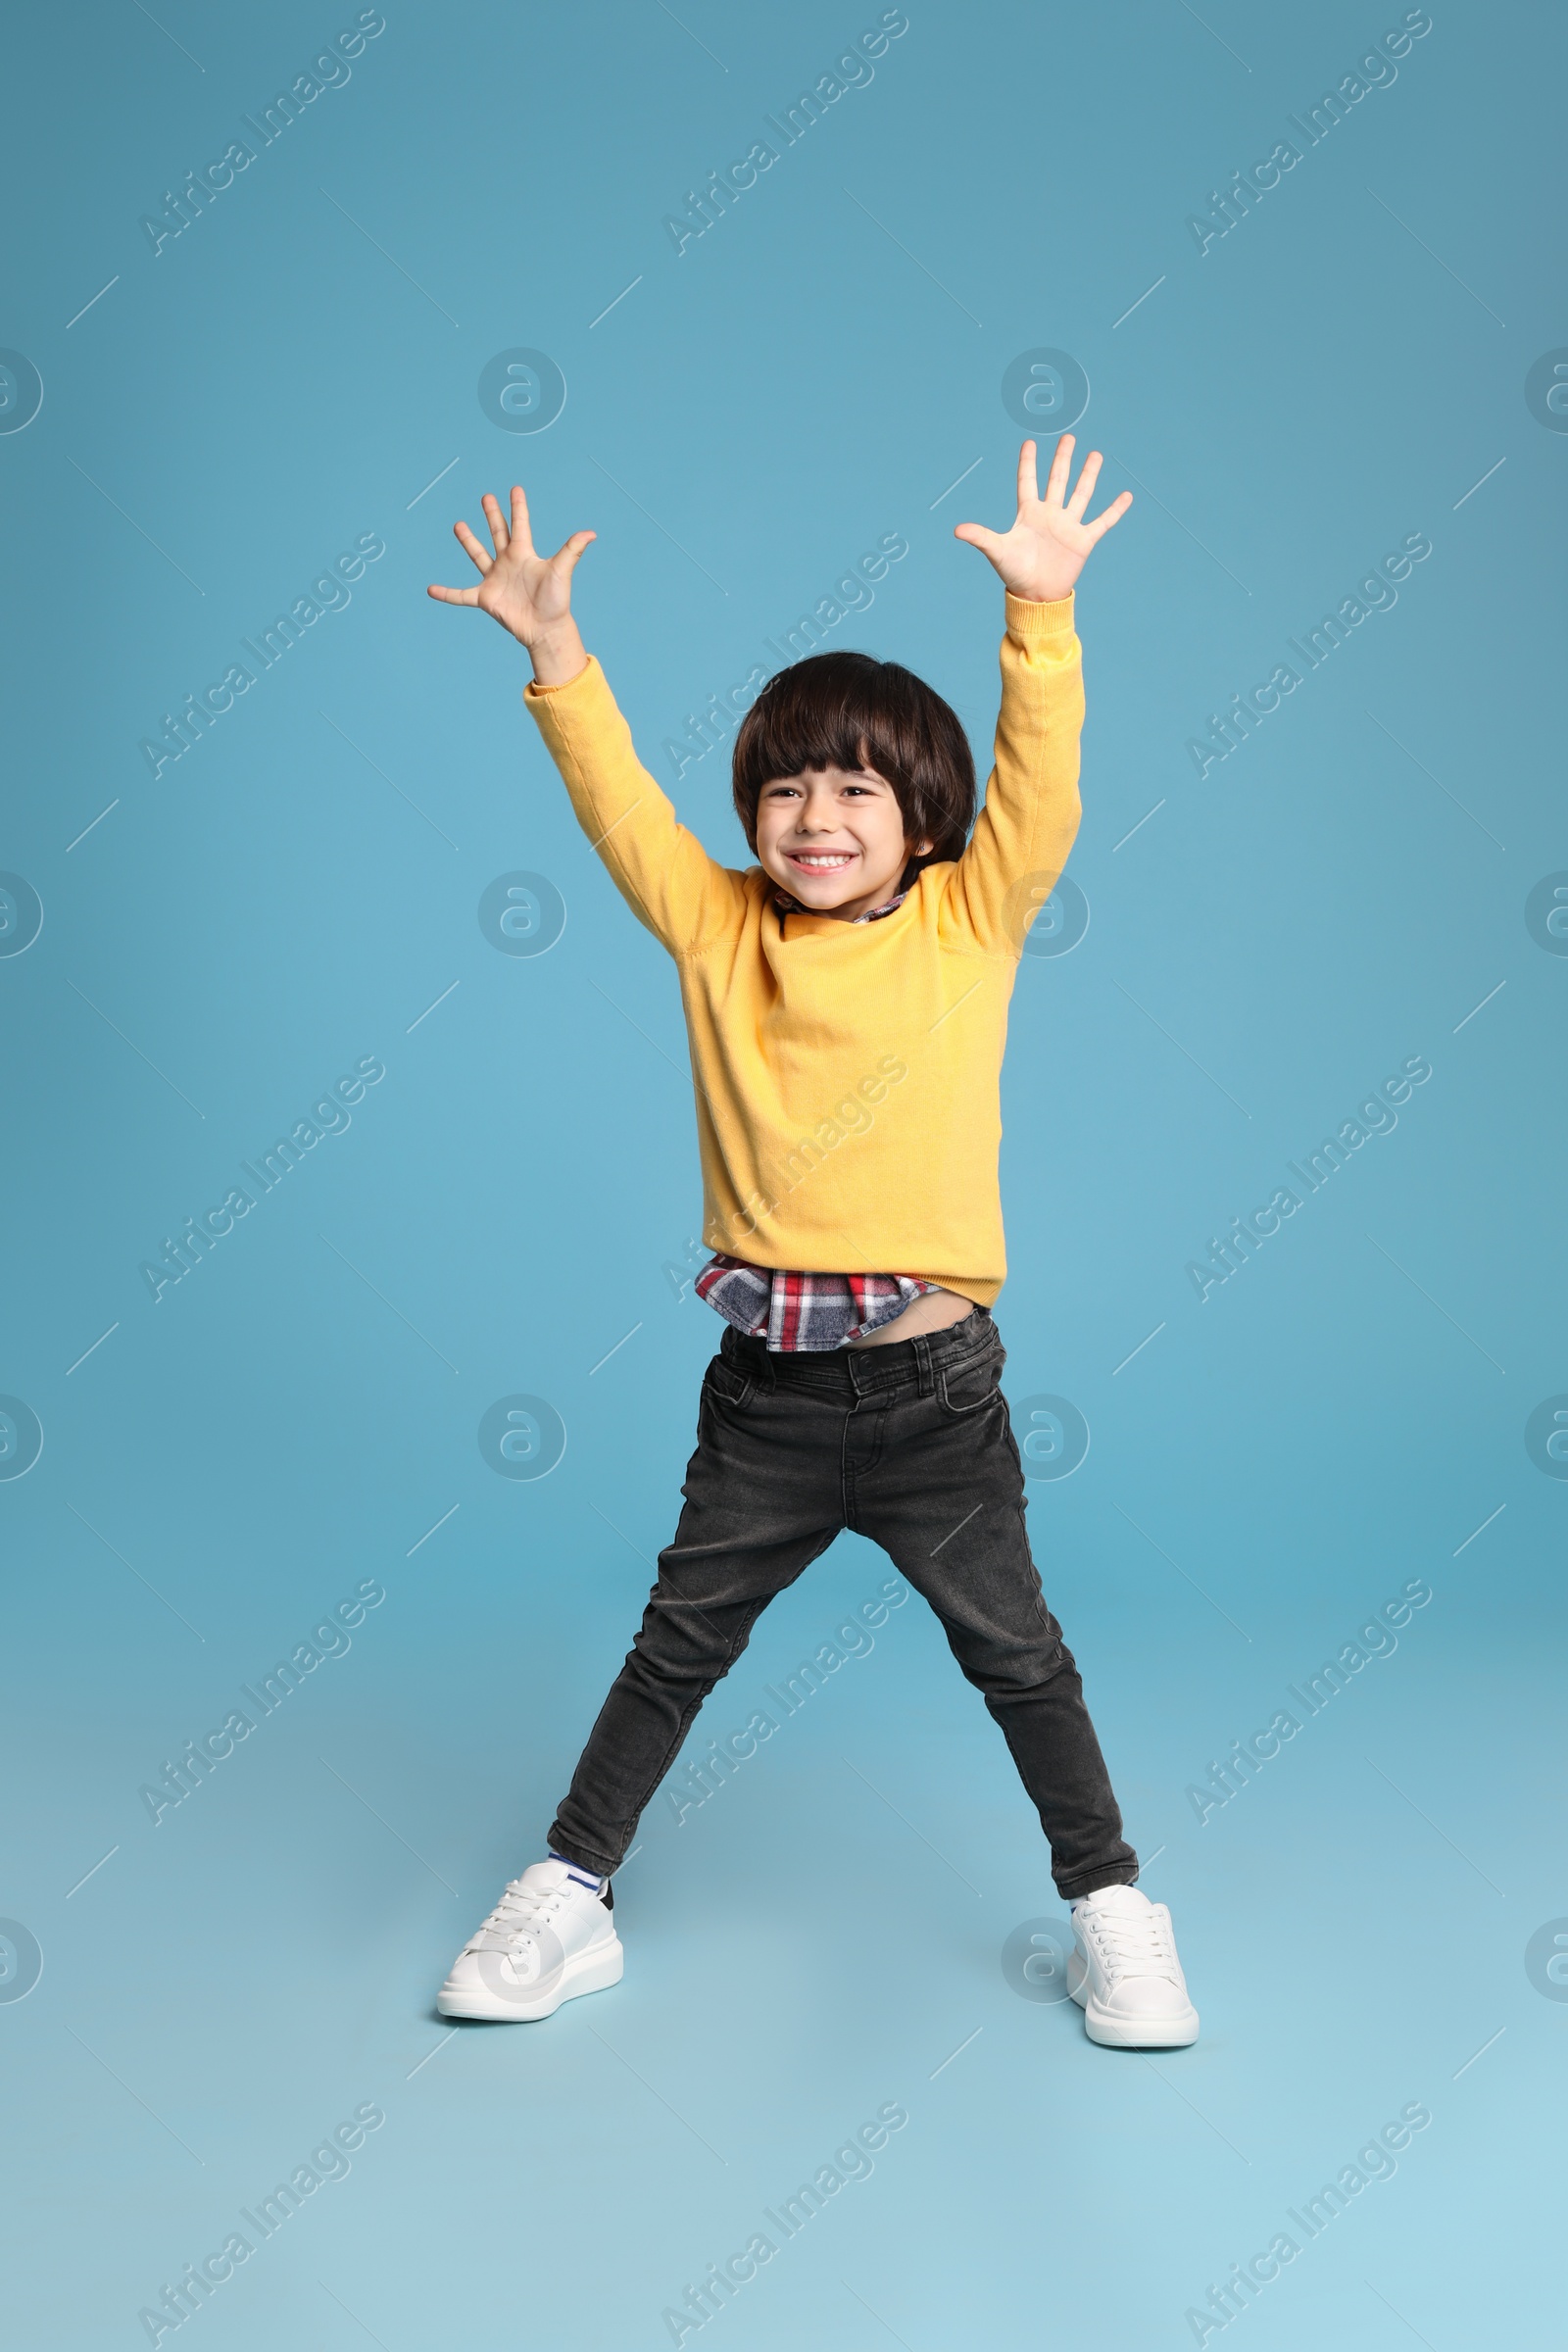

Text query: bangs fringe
(731, 651), (975, 866)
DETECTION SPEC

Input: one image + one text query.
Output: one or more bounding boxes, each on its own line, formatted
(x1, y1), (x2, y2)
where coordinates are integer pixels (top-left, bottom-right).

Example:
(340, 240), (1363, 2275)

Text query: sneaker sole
(436, 1936), (623, 2022)
(1067, 1952), (1200, 2048)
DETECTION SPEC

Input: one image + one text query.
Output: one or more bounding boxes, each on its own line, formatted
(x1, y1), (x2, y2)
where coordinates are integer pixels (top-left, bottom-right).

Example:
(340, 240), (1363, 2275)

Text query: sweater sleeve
(947, 591), (1085, 956)
(524, 656), (748, 955)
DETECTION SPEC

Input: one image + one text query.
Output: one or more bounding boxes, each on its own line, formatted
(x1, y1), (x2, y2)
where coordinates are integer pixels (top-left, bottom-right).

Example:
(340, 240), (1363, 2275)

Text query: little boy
(426, 435), (1198, 2047)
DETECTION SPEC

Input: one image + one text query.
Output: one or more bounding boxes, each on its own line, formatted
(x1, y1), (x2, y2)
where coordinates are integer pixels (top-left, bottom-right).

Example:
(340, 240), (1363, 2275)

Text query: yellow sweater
(525, 591), (1084, 1307)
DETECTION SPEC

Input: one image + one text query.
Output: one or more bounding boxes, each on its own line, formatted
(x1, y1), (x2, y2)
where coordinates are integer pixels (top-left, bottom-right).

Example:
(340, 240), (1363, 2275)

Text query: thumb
(954, 522), (1007, 560)
(553, 529), (596, 577)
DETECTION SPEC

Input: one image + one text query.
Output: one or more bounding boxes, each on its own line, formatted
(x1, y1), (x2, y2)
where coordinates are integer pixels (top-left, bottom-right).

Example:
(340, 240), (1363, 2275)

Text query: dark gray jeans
(550, 1310), (1138, 1901)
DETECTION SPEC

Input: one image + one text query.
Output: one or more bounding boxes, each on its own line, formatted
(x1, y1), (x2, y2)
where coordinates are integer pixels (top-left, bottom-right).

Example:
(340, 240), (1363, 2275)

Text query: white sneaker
(1067, 1884), (1200, 2047)
(437, 1859), (623, 2021)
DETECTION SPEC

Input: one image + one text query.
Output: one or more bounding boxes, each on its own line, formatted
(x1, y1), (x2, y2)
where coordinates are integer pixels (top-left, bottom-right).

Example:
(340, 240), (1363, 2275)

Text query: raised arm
(428, 487), (744, 954)
(948, 437), (1130, 953)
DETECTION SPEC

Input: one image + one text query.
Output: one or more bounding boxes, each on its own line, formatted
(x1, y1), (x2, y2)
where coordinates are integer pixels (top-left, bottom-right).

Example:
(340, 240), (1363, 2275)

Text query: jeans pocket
(703, 1355), (756, 1410)
(937, 1339), (1005, 1416)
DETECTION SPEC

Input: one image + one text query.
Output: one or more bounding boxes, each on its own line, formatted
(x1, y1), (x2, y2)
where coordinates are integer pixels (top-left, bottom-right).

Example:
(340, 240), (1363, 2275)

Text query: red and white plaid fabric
(695, 1255), (940, 1351)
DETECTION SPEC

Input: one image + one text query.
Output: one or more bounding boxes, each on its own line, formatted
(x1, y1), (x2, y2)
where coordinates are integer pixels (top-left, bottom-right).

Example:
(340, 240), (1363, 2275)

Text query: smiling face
(754, 762), (933, 922)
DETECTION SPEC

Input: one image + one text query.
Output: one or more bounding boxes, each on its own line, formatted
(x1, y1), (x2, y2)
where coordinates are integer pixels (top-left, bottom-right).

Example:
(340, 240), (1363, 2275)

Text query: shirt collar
(771, 886), (910, 925)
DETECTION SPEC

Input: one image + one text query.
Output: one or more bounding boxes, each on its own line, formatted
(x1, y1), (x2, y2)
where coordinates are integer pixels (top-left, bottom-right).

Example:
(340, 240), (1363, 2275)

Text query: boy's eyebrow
(764, 766), (892, 787)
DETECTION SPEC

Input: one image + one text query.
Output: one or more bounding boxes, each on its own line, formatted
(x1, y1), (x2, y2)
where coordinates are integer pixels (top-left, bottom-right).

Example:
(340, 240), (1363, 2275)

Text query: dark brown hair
(731, 650), (975, 883)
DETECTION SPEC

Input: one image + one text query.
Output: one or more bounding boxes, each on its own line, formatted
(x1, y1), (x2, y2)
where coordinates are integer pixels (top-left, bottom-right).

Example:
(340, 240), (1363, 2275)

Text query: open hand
(955, 436), (1131, 603)
(427, 487), (594, 677)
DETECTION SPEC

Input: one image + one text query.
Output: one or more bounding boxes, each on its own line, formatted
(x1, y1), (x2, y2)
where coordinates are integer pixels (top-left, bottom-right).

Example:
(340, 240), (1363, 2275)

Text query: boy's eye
(762, 775), (882, 802)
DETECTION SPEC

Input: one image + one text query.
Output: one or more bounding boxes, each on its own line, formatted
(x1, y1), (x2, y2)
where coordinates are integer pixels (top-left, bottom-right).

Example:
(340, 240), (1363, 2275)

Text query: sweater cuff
(1004, 590), (1076, 641)
(523, 653), (598, 703)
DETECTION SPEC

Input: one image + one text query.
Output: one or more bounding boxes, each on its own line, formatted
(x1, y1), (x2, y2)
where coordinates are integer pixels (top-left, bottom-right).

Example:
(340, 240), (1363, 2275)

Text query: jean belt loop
(912, 1333), (935, 1397)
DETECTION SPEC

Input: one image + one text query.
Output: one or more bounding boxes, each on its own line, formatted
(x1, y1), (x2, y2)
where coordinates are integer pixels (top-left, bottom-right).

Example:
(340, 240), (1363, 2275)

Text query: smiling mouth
(784, 850), (858, 871)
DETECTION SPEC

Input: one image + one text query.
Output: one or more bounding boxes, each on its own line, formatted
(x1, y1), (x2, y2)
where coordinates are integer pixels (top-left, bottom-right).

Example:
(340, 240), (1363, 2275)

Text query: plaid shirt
(695, 1256), (941, 1351)
(693, 881), (930, 1351)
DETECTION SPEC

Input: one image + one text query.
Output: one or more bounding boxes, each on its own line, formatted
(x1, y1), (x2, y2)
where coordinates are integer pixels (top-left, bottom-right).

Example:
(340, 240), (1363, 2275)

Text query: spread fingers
(482, 491), (511, 555)
(455, 518), (494, 573)
(1065, 449), (1103, 518)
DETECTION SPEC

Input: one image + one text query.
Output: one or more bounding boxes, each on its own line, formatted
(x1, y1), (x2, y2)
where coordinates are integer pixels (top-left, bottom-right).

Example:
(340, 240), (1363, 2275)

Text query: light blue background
(2, 2), (1564, 2345)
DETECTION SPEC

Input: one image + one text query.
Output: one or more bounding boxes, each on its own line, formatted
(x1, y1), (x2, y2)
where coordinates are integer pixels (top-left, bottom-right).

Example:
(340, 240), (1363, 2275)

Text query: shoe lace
(470, 1879), (571, 1955)
(1083, 1904), (1178, 1984)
